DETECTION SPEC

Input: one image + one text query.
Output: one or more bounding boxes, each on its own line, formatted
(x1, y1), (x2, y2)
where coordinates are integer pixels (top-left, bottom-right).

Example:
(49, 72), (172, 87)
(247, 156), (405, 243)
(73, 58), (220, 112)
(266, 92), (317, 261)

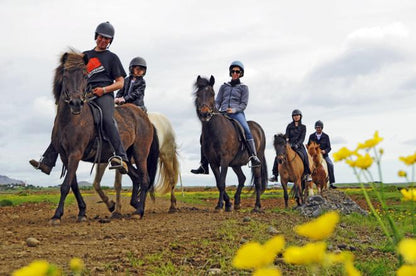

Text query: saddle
(223, 114), (246, 150)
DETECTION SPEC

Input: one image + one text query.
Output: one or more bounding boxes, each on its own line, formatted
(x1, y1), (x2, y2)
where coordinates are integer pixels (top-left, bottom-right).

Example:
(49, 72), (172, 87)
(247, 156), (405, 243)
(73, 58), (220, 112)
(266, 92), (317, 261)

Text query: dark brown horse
(273, 133), (311, 207)
(49, 50), (159, 224)
(193, 76), (267, 212)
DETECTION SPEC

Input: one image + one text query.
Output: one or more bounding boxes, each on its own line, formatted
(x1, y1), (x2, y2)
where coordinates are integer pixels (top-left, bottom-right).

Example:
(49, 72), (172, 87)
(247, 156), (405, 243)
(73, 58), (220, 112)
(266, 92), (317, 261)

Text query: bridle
(196, 86), (220, 121)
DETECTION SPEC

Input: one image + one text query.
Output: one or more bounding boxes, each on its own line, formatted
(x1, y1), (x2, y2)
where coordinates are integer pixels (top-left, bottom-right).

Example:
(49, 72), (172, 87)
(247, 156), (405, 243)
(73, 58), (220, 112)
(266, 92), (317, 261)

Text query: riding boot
(247, 139), (261, 167)
(29, 143), (58, 175)
(191, 148), (209, 174)
(268, 157), (278, 182)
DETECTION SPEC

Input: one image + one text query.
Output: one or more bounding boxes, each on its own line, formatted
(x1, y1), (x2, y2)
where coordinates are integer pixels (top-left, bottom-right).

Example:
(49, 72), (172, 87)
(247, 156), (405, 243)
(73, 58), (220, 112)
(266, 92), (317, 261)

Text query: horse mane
(273, 133), (287, 148)
(53, 49), (86, 104)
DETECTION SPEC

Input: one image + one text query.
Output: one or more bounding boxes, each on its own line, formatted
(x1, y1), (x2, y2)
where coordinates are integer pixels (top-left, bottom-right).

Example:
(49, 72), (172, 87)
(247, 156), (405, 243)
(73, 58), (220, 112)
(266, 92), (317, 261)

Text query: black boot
(329, 184), (337, 189)
(247, 139), (261, 167)
(191, 164), (209, 174)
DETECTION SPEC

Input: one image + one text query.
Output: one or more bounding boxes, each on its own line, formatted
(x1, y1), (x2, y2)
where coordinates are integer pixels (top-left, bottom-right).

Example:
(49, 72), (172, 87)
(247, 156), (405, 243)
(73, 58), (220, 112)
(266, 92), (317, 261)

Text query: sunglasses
(230, 70), (241, 74)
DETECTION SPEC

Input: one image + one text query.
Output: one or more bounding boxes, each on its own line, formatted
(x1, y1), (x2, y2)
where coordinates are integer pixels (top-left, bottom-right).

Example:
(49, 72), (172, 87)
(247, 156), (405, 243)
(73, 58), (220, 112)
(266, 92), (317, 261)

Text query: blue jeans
(227, 112), (253, 140)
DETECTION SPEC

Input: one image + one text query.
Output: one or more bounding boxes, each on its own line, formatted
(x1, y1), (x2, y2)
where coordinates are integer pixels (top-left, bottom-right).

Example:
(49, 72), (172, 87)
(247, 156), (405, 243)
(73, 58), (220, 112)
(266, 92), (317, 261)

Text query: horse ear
(82, 54), (89, 65)
(209, 75), (215, 86)
(197, 75), (201, 82)
(61, 52), (68, 64)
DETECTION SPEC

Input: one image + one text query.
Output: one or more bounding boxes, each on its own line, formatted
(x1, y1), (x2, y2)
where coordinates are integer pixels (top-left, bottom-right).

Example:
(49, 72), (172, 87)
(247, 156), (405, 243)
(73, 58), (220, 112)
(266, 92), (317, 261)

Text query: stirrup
(248, 156), (261, 168)
(108, 155), (123, 170)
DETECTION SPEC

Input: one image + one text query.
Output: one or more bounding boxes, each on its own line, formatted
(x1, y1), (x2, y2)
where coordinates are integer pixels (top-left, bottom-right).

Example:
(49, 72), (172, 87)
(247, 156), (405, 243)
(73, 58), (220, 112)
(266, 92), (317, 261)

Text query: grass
(3, 184), (412, 275)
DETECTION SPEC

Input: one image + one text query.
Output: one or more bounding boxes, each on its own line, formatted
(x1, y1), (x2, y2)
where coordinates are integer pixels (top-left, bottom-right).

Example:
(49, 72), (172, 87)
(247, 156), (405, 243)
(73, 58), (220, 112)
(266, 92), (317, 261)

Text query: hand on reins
(114, 97), (126, 105)
(92, 87), (106, 97)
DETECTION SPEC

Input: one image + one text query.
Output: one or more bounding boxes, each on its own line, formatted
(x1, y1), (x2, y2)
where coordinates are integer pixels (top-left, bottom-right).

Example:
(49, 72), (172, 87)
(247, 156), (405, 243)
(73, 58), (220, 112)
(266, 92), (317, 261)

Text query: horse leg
(50, 157), (80, 225)
(131, 162), (150, 218)
(211, 165), (225, 211)
(232, 166), (246, 211)
(92, 163), (116, 213)
(168, 185), (177, 213)
(70, 174), (87, 222)
(282, 181), (289, 208)
(308, 180), (315, 196)
(111, 170), (123, 219)
(251, 166), (264, 212)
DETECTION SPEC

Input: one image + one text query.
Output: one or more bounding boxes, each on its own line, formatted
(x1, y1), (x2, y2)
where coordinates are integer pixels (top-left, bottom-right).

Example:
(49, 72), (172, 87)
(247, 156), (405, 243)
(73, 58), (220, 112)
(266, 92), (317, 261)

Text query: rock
(267, 226), (280, 235)
(26, 237), (40, 247)
(207, 268), (222, 275)
(242, 216), (251, 222)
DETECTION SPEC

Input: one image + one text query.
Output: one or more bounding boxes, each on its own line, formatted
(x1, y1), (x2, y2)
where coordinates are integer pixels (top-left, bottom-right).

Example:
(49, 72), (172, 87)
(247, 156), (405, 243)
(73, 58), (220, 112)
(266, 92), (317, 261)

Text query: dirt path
(0, 190), (297, 275)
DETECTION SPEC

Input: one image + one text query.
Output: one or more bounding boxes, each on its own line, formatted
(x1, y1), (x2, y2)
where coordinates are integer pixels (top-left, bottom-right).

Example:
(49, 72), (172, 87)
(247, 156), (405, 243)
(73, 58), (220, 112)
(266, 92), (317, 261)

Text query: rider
(191, 60), (261, 174)
(270, 109), (311, 182)
(115, 56), (147, 112)
(29, 21), (129, 175)
(307, 120), (336, 189)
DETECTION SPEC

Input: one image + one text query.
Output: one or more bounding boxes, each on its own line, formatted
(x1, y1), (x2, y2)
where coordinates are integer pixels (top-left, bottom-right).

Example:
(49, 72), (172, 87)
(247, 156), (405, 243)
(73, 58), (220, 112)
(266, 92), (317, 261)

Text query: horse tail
(154, 132), (180, 195)
(147, 126), (160, 200)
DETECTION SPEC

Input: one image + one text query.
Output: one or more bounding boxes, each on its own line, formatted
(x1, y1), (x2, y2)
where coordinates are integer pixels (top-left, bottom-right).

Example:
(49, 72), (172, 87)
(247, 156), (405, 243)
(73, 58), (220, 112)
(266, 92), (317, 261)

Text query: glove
(292, 144), (298, 150)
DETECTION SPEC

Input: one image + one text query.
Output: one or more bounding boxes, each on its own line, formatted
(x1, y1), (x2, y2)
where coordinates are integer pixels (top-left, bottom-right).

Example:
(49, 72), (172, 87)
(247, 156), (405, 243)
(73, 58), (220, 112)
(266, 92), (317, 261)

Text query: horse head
(273, 133), (288, 164)
(307, 141), (321, 158)
(54, 50), (89, 115)
(193, 75), (216, 122)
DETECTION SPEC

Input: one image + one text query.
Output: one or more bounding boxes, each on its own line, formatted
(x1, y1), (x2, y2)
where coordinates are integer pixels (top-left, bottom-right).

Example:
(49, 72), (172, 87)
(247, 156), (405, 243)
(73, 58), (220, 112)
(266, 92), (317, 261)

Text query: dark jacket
(285, 121), (306, 150)
(308, 132), (331, 158)
(116, 75), (146, 109)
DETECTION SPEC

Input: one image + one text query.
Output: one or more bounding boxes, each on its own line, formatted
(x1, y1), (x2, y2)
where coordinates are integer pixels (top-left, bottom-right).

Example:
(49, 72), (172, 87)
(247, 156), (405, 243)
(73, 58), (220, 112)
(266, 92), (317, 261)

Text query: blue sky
(1, 0), (415, 187)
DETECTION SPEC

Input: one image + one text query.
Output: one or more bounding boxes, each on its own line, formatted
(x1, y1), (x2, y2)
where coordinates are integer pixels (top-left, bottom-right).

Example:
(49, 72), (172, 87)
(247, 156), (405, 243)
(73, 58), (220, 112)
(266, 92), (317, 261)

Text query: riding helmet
(129, 57), (147, 75)
(315, 120), (324, 129)
(95, 21), (115, 42)
(229, 60), (244, 77)
(292, 109), (302, 117)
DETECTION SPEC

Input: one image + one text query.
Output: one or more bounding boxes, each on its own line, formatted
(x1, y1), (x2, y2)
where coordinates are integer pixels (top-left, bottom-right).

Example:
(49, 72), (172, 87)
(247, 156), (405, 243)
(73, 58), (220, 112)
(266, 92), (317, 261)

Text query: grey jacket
(215, 82), (248, 113)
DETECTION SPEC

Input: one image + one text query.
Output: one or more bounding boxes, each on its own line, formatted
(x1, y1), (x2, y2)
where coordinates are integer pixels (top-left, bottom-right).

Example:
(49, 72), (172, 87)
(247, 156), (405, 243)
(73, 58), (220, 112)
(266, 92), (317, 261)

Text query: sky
(1, 0), (415, 187)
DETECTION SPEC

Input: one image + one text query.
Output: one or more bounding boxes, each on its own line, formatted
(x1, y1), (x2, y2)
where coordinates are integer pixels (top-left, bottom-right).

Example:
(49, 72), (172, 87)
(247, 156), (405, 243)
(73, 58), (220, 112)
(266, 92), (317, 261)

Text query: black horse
(193, 76), (268, 212)
(49, 50), (159, 224)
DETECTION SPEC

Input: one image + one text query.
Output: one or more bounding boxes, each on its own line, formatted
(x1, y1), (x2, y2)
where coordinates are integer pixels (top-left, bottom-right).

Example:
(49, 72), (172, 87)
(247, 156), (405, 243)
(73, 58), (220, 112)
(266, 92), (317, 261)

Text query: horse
(49, 50), (159, 224)
(92, 112), (180, 216)
(193, 76), (268, 212)
(306, 141), (329, 194)
(273, 133), (312, 207)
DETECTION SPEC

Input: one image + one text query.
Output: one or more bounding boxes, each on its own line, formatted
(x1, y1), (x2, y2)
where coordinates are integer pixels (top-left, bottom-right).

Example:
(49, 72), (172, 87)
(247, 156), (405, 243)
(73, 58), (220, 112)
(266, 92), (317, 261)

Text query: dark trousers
(325, 156), (335, 184)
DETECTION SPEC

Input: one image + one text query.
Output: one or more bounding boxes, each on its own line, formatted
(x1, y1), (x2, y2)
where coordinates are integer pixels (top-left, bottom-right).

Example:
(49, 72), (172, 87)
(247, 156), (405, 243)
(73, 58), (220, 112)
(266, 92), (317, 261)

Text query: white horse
(93, 112), (181, 217)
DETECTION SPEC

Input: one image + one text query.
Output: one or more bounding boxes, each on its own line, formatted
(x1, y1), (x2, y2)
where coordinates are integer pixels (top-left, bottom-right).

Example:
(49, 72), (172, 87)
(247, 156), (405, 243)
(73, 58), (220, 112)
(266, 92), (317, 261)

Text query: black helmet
(315, 120), (324, 129)
(229, 60), (244, 77)
(129, 57), (147, 75)
(94, 22), (115, 42)
(292, 109), (302, 117)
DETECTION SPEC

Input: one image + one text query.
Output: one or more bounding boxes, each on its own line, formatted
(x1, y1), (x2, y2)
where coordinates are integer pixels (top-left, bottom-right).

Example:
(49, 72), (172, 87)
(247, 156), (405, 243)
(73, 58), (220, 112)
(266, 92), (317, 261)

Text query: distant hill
(0, 175), (25, 185)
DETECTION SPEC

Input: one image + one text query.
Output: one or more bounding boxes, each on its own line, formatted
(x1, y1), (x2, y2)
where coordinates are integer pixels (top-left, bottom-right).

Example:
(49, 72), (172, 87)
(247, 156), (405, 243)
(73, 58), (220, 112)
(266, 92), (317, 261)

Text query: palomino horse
(92, 112), (180, 216)
(306, 141), (329, 194)
(49, 50), (159, 224)
(273, 133), (312, 207)
(193, 76), (268, 212)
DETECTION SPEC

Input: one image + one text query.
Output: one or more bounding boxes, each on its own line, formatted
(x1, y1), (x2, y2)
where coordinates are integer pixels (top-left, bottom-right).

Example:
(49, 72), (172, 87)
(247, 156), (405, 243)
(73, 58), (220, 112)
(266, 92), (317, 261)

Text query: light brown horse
(49, 50), (158, 224)
(273, 133), (312, 207)
(306, 141), (329, 194)
(92, 112), (181, 217)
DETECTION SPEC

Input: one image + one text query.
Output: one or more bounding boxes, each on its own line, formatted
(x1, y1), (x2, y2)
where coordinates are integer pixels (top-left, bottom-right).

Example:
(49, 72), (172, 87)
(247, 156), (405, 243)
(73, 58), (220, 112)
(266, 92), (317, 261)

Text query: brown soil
(0, 188), (370, 275)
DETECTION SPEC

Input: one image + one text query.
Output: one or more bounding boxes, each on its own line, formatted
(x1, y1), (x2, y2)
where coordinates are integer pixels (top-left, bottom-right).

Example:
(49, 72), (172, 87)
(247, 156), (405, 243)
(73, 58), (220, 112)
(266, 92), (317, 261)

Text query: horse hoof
(251, 207), (263, 213)
(234, 204), (241, 211)
(108, 201), (116, 213)
(168, 207), (178, 213)
(49, 218), (61, 226)
(77, 216), (88, 223)
(225, 206), (232, 212)
(214, 207), (223, 213)
(111, 212), (123, 219)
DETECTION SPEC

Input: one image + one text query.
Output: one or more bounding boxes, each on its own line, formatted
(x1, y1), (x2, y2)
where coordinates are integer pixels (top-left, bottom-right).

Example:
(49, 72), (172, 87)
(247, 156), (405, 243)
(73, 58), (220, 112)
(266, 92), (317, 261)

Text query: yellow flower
(397, 264), (416, 276)
(295, 211), (340, 241)
(356, 131), (383, 150)
(398, 238), (416, 264)
(253, 267), (282, 276)
(333, 147), (354, 162)
(398, 170), (408, 177)
(12, 260), (50, 276)
(344, 261), (362, 276)
(283, 242), (327, 265)
(379, 148), (384, 155)
(70, 258), (84, 273)
(401, 189), (416, 202)
(399, 152), (416, 166)
(354, 153), (373, 169)
(326, 251), (355, 265)
(233, 235), (285, 270)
